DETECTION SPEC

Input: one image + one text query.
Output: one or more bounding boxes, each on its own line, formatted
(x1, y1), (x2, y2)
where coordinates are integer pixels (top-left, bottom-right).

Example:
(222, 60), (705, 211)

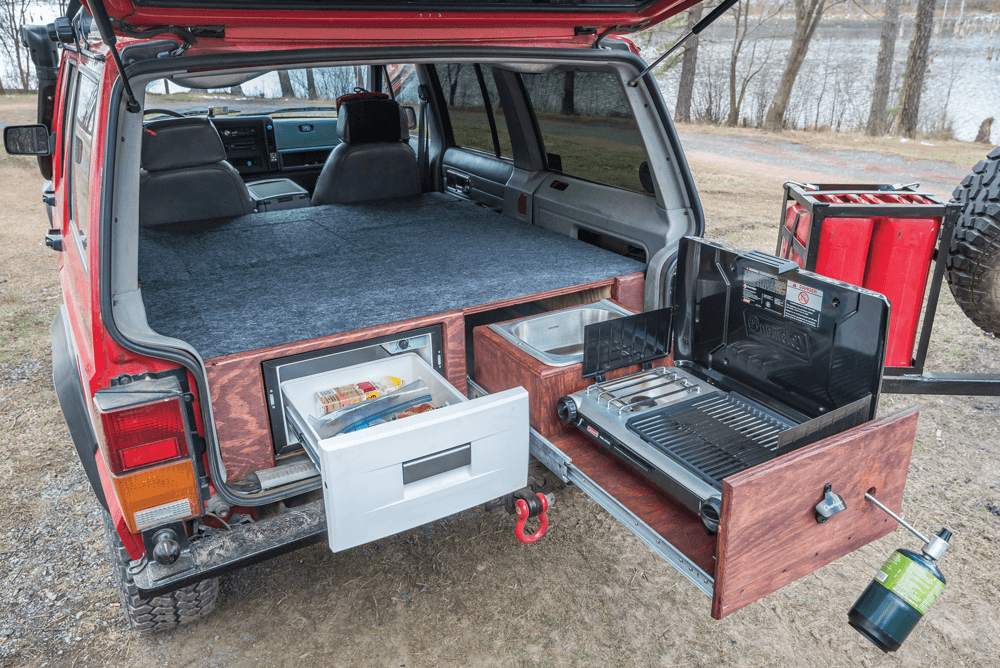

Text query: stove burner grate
(626, 393), (793, 489)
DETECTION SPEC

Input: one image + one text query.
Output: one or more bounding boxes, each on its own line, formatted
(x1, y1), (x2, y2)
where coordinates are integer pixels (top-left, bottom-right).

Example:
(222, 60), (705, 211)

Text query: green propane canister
(848, 493), (952, 653)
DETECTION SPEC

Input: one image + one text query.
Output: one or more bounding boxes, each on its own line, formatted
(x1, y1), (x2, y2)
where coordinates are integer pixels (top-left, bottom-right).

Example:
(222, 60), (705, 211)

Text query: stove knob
(700, 496), (722, 535)
(556, 397), (577, 424)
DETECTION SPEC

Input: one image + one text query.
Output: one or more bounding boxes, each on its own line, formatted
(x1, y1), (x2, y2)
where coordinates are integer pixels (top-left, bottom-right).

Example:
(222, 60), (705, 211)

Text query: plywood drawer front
(319, 388), (528, 552)
(712, 407), (918, 619)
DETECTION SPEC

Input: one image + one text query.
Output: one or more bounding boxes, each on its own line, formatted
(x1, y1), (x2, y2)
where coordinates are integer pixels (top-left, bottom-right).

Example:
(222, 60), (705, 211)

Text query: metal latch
(45, 228), (62, 251)
(815, 483), (847, 523)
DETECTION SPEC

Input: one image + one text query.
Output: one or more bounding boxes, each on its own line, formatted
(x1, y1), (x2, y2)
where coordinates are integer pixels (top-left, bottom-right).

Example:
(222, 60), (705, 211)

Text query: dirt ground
(1, 95), (998, 667)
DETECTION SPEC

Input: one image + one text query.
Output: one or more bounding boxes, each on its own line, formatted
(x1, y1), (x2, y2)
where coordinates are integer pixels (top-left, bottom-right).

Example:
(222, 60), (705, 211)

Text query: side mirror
(403, 106), (418, 130)
(4, 124), (51, 156)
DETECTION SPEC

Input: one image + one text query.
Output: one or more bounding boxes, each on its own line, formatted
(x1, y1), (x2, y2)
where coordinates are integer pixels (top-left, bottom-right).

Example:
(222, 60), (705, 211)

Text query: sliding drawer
(529, 403), (919, 619)
(282, 353), (528, 552)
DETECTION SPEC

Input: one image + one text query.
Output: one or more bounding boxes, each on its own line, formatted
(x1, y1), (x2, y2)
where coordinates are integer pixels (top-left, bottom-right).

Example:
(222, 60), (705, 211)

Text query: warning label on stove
(784, 281), (823, 329)
(743, 269), (822, 329)
(742, 268), (787, 317)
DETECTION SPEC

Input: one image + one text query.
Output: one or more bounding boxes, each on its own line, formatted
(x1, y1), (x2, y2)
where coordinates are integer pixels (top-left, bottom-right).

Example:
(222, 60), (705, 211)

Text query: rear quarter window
(521, 70), (651, 196)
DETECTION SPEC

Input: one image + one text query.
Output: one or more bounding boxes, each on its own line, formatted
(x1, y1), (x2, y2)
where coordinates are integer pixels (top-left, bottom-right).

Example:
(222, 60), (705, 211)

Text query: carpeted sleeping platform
(139, 192), (646, 360)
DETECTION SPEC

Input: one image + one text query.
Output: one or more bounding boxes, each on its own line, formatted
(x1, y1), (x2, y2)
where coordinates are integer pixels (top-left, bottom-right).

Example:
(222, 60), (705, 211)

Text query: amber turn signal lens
(112, 459), (198, 533)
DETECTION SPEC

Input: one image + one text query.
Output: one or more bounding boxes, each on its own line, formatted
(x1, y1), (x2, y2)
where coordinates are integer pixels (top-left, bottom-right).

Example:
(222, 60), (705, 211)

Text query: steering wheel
(143, 108), (185, 118)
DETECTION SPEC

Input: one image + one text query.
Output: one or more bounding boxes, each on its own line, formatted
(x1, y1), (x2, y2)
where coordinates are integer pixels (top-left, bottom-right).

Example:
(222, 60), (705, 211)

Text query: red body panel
(94, 0), (699, 36)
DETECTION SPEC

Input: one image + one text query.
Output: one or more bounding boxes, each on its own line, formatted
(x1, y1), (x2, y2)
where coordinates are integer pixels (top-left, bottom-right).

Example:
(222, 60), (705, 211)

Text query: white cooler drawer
(281, 354), (529, 552)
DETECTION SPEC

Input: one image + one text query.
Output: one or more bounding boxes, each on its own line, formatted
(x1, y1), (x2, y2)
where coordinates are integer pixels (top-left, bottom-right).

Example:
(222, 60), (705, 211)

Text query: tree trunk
(897, 0), (938, 138)
(306, 69), (318, 100)
(975, 117), (995, 143)
(164, 80), (171, 95)
(446, 64), (463, 106)
(675, 3), (703, 124)
(866, 0), (902, 136)
(764, 0), (827, 131)
(726, 3), (749, 128)
(277, 70), (294, 98)
(561, 71), (576, 115)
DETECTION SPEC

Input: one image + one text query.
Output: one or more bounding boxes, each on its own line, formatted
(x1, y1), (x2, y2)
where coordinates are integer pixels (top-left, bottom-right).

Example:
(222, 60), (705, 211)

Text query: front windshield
(143, 66), (374, 118)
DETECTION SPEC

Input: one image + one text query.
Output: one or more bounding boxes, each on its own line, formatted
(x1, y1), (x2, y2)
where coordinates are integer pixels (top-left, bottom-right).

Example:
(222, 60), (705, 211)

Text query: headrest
(336, 96), (408, 145)
(141, 117), (227, 172)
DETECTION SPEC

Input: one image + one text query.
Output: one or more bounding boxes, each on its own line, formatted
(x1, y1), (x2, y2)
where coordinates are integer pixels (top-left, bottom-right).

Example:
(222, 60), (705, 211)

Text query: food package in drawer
(281, 353), (529, 552)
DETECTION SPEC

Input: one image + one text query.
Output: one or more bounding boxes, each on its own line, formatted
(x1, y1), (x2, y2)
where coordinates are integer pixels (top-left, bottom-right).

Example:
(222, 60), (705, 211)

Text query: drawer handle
(402, 443), (471, 485)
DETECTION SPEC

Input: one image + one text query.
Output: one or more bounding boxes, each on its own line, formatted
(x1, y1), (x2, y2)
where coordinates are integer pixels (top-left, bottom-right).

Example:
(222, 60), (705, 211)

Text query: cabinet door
(712, 407), (918, 619)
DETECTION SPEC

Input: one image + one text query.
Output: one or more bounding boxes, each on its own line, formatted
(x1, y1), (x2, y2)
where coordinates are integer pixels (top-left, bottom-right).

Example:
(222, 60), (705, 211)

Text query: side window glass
(72, 72), (99, 250)
(434, 63), (511, 158)
(61, 66), (77, 221)
(520, 69), (653, 196)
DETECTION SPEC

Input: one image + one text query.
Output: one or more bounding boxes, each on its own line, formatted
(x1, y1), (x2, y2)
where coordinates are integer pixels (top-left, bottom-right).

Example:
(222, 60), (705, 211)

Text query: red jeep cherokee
(4, 0), (919, 637)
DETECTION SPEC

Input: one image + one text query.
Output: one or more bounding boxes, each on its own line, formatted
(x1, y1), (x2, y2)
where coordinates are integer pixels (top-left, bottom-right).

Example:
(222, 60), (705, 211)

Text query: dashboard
(211, 116), (341, 189)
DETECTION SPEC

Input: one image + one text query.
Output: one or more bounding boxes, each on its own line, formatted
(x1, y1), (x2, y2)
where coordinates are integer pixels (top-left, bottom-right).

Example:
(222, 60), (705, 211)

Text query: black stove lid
(671, 236), (890, 420)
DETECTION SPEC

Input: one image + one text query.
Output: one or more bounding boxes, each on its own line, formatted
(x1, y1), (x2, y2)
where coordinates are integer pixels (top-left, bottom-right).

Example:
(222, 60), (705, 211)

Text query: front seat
(311, 94), (421, 206)
(139, 117), (255, 226)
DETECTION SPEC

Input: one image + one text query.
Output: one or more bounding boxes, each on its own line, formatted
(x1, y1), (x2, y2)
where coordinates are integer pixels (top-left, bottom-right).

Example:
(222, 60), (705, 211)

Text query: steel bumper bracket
(132, 499), (327, 597)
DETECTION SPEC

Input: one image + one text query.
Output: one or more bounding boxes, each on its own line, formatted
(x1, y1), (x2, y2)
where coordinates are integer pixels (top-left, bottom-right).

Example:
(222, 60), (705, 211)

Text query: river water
(647, 15), (999, 143)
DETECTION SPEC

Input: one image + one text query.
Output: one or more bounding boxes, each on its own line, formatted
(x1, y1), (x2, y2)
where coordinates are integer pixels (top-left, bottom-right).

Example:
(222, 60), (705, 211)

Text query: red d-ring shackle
(514, 493), (549, 544)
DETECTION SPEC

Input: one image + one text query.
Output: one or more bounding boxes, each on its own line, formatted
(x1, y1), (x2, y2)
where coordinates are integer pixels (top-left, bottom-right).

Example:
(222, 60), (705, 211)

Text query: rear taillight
(97, 396), (189, 474)
(94, 378), (202, 534)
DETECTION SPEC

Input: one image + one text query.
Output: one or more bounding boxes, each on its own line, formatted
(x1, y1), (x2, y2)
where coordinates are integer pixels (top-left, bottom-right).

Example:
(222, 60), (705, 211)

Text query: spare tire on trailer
(946, 146), (1000, 336)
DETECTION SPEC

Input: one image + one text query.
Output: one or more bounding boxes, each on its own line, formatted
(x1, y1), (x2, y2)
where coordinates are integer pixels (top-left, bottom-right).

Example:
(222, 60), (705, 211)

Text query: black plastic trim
(50, 305), (109, 512)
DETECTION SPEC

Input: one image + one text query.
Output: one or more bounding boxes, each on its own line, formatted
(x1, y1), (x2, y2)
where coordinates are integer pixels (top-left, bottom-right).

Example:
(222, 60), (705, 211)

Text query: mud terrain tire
(946, 147), (1000, 335)
(102, 511), (218, 634)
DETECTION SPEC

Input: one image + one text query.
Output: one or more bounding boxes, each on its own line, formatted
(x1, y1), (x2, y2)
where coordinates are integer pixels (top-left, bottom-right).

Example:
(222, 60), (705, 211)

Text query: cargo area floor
(138, 192), (646, 360)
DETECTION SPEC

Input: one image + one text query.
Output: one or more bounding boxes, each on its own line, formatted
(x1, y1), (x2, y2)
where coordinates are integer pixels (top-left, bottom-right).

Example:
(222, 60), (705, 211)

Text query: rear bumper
(132, 499), (326, 597)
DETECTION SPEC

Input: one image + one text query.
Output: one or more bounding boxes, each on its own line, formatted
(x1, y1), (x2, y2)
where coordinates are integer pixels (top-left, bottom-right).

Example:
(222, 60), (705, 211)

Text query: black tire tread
(102, 511), (218, 634)
(946, 147), (1000, 335)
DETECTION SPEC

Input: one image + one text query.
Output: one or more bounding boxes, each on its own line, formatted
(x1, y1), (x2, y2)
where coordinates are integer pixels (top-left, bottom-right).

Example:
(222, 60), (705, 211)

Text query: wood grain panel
(711, 407), (919, 619)
(205, 311), (466, 482)
(611, 272), (645, 313)
(550, 432), (717, 575)
(463, 277), (618, 315)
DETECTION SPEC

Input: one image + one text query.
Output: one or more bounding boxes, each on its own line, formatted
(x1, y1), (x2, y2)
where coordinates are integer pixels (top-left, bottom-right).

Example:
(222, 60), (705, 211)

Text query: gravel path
(679, 131), (971, 194)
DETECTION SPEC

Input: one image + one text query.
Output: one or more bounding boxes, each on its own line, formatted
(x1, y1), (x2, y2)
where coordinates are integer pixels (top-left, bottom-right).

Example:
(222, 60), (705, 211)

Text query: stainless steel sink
(489, 300), (632, 367)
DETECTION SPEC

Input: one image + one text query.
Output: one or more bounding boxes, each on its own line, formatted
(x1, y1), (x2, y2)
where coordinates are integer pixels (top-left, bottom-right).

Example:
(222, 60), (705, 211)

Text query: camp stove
(557, 237), (892, 533)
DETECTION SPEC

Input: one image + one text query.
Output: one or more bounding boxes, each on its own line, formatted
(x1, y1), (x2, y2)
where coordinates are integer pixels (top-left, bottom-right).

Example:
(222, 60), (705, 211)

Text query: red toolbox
(775, 183), (952, 371)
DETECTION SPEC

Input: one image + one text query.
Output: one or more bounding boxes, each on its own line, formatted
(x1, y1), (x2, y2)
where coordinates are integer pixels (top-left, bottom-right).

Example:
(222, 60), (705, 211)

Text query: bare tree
(306, 69), (318, 100)
(675, 3), (704, 123)
(763, 0), (834, 131)
(277, 70), (294, 98)
(442, 64), (463, 106)
(896, 0), (937, 138)
(726, 0), (783, 127)
(561, 70), (576, 115)
(866, 0), (902, 136)
(0, 0), (33, 92)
